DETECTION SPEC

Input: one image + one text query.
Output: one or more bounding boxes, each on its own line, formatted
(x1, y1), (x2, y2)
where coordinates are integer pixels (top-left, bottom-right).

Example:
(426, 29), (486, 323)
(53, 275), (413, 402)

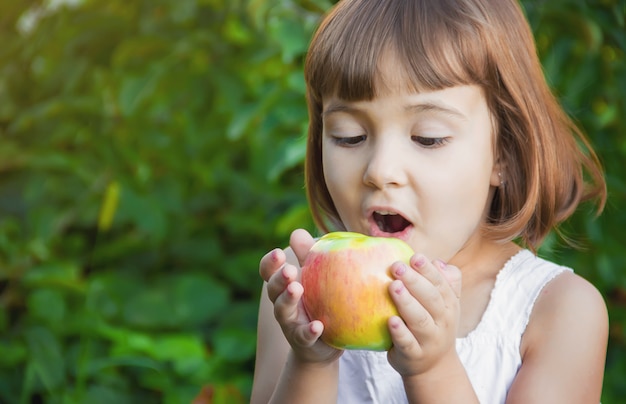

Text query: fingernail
(436, 259), (447, 270)
(392, 280), (404, 295)
(271, 249), (279, 262)
(412, 255), (426, 268)
(394, 263), (407, 276)
(286, 282), (296, 296)
(282, 265), (291, 279)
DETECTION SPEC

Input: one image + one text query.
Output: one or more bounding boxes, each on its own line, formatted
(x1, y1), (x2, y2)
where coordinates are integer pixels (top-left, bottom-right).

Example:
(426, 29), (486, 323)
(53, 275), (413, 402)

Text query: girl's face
(321, 63), (501, 263)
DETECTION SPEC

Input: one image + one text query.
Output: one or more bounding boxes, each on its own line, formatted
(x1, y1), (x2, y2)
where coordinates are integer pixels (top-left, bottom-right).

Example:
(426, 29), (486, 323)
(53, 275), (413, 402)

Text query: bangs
(305, 0), (495, 102)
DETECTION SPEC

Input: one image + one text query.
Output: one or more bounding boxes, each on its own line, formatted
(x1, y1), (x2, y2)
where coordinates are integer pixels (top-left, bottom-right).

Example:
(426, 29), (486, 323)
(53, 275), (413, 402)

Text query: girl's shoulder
(524, 267), (607, 343)
(518, 250), (607, 334)
(504, 251), (607, 347)
(484, 250), (573, 329)
(475, 250), (605, 342)
(509, 262), (608, 401)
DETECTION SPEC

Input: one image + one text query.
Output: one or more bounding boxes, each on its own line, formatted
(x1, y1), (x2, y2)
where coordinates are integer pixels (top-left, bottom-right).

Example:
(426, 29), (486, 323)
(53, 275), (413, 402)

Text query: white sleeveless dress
(337, 249), (572, 404)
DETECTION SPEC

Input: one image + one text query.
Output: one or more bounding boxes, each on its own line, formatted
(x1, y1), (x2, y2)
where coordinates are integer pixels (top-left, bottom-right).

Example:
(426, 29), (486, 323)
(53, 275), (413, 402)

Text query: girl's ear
(490, 158), (505, 187)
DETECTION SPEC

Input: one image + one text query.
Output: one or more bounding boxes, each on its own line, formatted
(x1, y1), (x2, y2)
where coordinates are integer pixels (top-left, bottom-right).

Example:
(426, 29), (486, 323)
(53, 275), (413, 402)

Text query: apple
(301, 231), (414, 351)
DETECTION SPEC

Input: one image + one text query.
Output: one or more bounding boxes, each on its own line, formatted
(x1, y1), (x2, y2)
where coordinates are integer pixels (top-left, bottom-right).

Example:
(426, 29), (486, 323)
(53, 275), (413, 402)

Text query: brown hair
(304, 0), (606, 250)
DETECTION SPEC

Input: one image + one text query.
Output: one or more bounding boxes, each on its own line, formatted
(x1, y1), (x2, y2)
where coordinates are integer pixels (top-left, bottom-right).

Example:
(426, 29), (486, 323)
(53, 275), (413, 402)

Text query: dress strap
(476, 250), (573, 335)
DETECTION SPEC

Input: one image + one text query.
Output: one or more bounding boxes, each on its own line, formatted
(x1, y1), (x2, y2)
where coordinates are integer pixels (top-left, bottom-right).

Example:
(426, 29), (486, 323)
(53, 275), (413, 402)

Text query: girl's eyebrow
(322, 100), (468, 121)
(404, 102), (468, 121)
(322, 102), (360, 118)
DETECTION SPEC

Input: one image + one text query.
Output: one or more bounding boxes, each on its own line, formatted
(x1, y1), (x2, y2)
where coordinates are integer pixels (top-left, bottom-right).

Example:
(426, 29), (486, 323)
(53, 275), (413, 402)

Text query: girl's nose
(362, 138), (409, 189)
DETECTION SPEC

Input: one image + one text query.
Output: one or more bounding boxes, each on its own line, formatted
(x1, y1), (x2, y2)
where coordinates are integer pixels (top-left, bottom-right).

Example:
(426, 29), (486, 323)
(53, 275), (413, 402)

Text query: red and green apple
(301, 231), (414, 351)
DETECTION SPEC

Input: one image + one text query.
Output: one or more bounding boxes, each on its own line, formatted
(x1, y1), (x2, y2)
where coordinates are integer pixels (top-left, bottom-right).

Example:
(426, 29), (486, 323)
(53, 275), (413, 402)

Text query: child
(251, 0), (608, 402)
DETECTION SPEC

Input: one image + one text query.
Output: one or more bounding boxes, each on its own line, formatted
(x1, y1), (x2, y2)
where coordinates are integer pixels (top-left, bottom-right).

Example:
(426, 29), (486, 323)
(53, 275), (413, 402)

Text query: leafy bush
(0, 0), (624, 402)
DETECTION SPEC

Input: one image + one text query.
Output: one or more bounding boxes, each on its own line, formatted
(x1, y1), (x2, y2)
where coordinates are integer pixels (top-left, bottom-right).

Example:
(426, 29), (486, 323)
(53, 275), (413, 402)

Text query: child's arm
(251, 281), (341, 403)
(506, 271), (608, 403)
(250, 281), (291, 403)
(250, 230), (343, 403)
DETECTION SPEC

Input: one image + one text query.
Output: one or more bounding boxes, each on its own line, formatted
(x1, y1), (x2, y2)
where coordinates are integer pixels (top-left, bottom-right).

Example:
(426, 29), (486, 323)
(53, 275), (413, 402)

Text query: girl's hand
(259, 229), (343, 365)
(386, 254), (463, 377)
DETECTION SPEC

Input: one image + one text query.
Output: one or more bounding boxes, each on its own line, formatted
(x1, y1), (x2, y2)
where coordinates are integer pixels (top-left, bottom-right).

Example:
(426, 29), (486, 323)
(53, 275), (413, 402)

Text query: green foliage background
(0, 0), (624, 402)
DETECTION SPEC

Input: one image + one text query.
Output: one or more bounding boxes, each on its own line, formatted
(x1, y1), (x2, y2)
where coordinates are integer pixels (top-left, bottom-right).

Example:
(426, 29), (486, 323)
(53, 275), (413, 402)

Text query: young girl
(251, 0), (608, 402)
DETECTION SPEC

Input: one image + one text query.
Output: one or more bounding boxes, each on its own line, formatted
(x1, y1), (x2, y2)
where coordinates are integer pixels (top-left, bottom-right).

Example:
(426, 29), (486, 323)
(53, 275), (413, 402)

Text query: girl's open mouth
(372, 211), (411, 235)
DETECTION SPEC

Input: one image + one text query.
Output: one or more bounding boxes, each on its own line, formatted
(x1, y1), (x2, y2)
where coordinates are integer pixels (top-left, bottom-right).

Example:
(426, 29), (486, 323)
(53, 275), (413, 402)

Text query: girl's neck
(450, 239), (521, 286)
(451, 240), (522, 337)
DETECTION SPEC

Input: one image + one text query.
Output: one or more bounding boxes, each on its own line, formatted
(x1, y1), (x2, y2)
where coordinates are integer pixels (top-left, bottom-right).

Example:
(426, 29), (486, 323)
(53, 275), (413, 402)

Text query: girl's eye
(412, 136), (448, 148)
(333, 135), (366, 147)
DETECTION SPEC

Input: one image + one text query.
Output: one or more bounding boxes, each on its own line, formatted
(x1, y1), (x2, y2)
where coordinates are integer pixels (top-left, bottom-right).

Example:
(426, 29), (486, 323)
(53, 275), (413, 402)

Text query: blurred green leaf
(212, 328), (256, 363)
(23, 262), (83, 291)
(122, 273), (229, 329)
(0, 339), (27, 368)
(25, 327), (65, 392)
(27, 289), (67, 325)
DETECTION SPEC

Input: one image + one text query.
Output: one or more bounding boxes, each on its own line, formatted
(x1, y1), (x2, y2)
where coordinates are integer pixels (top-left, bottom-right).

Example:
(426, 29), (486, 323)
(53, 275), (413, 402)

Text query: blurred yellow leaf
(98, 181), (121, 231)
